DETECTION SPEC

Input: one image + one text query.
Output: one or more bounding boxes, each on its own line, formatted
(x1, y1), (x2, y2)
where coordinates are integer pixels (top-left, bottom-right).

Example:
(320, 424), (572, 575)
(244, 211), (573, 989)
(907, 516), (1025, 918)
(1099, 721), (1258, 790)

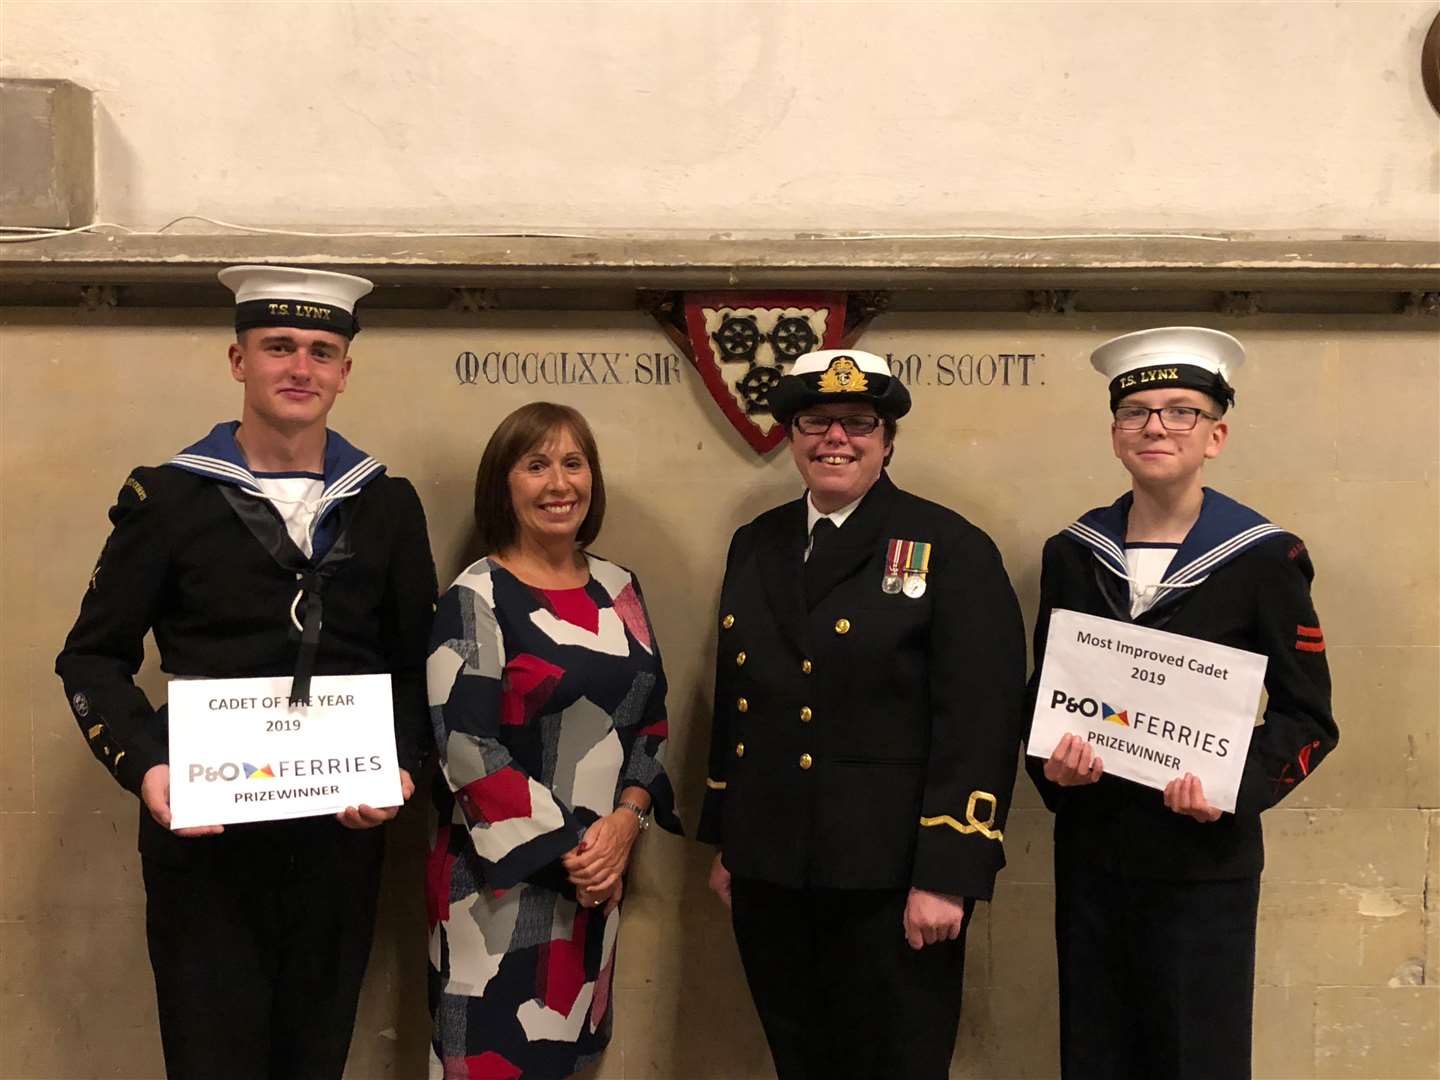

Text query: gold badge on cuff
(919, 790), (1005, 842)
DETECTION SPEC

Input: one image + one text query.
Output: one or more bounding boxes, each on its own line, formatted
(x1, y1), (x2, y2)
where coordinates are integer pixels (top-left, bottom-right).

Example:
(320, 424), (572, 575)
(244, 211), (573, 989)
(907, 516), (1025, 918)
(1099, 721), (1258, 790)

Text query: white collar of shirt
(806, 491), (863, 534)
(805, 492), (863, 560)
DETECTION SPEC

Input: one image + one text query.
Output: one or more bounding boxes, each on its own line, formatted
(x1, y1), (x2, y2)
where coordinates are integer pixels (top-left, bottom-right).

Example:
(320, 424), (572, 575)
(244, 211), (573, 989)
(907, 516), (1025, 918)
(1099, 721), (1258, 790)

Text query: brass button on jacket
(737, 697), (749, 712)
(722, 614), (735, 629)
(798, 753), (813, 770)
(736, 651), (747, 667)
(834, 618), (851, 635)
(801, 659), (813, 675)
(799, 706), (813, 723)
(736, 742), (745, 758)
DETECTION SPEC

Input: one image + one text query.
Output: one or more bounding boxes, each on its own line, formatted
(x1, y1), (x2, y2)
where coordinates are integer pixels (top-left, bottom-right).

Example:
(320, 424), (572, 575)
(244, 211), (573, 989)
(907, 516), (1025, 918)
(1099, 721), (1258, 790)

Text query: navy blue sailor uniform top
(697, 473), (1028, 901)
(1025, 488), (1339, 879)
(56, 422), (437, 857)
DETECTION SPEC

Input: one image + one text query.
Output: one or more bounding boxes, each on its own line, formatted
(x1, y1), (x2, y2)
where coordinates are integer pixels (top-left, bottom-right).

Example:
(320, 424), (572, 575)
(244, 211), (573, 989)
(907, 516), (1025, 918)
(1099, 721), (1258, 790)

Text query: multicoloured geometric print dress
(425, 555), (681, 1080)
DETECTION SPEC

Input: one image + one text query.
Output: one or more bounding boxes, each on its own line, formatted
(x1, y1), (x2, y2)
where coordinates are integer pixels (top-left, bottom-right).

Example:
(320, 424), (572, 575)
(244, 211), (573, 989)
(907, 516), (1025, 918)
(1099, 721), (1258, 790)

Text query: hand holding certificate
(1028, 610), (1268, 813)
(167, 673), (403, 830)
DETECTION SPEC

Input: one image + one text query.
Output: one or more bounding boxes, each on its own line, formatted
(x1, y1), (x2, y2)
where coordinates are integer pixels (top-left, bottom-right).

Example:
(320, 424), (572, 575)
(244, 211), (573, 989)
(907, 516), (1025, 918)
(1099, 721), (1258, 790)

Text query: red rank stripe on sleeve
(1295, 624), (1325, 652)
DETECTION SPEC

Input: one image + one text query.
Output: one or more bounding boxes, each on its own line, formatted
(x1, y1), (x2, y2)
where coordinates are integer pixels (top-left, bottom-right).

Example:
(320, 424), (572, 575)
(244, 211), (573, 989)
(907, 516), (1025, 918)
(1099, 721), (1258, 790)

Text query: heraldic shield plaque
(681, 292), (848, 454)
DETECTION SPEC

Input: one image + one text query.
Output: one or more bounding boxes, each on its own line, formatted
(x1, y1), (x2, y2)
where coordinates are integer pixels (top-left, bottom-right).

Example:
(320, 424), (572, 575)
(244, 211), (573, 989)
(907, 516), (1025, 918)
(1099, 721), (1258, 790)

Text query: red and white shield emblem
(681, 292), (848, 454)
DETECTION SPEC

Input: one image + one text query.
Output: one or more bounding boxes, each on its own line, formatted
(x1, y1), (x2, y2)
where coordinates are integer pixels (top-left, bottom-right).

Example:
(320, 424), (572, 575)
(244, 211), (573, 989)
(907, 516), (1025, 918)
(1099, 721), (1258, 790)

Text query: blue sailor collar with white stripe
(167, 421), (385, 560)
(1064, 487), (1286, 614)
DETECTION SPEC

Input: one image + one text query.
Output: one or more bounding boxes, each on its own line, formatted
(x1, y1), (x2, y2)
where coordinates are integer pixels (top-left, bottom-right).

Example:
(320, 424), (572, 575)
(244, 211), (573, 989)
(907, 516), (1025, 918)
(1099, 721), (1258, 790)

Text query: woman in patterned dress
(426, 403), (681, 1079)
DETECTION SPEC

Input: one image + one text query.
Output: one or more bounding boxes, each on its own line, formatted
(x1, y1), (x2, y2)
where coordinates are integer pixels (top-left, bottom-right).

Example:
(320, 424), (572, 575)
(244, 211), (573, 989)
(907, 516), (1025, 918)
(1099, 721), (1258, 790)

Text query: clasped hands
(563, 809), (641, 914)
(140, 763), (414, 836)
(1044, 732), (1222, 822)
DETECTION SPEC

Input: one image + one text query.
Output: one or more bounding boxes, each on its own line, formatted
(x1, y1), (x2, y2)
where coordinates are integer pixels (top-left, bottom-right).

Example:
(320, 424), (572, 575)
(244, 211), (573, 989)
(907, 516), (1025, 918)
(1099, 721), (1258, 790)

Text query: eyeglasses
(1112, 405), (1219, 432)
(793, 414), (882, 436)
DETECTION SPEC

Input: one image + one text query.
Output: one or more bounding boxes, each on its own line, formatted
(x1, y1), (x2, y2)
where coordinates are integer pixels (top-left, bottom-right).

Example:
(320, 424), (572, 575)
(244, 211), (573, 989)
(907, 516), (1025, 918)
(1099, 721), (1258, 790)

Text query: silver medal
(902, 574), (927, 599)
(881, 573), (902, 594)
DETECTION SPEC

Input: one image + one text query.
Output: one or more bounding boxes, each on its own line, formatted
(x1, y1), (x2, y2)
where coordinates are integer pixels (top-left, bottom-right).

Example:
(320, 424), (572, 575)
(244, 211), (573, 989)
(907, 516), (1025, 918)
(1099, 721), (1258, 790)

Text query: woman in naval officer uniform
(1027, 327), (1339, 1080)
(698, 349), (1027, 1080)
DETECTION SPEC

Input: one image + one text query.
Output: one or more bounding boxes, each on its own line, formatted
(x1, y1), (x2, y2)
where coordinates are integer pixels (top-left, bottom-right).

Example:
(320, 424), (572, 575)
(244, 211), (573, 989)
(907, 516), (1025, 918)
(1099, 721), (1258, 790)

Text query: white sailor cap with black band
(767, 349), (911, 425)
(1091, 326), (1245, 412)
(218, 265), (374, 339)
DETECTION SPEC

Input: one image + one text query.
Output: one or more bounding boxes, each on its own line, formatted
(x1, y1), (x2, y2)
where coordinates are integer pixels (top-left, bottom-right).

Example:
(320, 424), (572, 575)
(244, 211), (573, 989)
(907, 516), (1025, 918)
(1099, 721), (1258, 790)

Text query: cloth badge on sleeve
(883, 539), (932, 598)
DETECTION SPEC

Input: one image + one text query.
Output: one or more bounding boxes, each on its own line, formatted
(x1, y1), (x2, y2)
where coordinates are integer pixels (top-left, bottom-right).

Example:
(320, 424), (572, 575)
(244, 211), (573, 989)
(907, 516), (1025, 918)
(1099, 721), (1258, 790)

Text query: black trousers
(1055, 857), (1261, 1080)
(730, 877), (972, 1080)
(142, 825), (385, 1080)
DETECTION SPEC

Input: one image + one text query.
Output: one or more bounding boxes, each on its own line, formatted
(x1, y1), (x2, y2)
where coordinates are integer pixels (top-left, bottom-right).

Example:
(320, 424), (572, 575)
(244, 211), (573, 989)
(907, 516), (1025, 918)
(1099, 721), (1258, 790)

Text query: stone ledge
(1, 234), (1435, 292)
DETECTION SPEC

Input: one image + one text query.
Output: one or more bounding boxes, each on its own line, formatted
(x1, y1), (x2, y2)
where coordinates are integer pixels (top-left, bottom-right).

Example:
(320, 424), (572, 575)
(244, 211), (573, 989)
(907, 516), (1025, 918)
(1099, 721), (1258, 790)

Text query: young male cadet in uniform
(56, 266), (438, 1080)
(1027, 327), (1339, 1080)
(698, 349), (1027, 1080)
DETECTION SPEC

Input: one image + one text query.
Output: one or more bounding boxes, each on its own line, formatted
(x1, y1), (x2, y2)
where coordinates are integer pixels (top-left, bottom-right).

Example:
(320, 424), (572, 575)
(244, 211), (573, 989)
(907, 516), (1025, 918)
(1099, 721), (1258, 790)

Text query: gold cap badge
(818, 356), (868, 394)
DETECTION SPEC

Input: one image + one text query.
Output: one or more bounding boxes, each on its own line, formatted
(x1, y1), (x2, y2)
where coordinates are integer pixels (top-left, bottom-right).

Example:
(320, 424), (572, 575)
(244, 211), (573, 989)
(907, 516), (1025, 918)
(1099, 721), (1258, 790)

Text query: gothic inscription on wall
(450, 348), (1042, 390)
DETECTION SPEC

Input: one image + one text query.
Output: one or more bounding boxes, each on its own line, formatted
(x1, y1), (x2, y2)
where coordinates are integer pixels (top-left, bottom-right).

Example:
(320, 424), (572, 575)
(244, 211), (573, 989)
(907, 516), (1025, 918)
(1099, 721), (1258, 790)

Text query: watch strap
(617, 800), (651, 831)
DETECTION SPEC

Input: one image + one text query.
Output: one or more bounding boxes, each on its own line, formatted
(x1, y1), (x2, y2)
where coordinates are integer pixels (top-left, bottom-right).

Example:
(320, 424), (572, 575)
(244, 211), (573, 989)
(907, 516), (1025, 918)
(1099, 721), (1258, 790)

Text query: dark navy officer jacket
(698, 472), (1027, 901)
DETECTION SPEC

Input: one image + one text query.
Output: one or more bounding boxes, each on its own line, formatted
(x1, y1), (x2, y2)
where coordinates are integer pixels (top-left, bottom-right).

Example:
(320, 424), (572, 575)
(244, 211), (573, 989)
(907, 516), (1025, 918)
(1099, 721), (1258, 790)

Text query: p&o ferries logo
(1049, 690), (1128, 725)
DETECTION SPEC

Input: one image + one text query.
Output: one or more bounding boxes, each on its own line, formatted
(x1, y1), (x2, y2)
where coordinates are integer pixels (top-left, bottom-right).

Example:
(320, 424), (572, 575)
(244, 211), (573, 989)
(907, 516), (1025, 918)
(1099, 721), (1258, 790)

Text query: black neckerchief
(216, 485), (360, 702)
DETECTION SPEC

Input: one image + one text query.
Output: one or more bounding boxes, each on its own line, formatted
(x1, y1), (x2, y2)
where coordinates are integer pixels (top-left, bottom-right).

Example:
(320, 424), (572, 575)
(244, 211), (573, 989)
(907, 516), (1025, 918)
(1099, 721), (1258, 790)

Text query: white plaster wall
(2, 0), (1437, 237)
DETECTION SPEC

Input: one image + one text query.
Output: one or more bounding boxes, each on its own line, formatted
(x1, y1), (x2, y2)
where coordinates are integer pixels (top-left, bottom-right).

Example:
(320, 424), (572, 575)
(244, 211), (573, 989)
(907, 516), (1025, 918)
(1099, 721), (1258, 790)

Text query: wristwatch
(617, 800), (651, 832)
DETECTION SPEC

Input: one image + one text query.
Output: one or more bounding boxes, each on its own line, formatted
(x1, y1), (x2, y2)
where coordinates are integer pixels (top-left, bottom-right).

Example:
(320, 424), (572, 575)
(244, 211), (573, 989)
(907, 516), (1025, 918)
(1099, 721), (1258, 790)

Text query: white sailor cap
(768, 349), (911, 423)
(1091, 326), (1245, 411)
(218, 265), (374, 338)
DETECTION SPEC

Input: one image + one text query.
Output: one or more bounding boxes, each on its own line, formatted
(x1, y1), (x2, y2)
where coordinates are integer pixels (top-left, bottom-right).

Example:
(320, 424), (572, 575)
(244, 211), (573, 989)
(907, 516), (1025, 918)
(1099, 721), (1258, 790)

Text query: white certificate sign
(167, 674), (402, 829)
(1027, 610), (1268, 813)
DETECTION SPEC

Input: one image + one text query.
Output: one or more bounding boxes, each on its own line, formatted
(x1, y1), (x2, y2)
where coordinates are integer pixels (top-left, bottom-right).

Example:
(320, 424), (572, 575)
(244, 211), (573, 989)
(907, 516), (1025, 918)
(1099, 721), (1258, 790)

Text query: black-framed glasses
(1112, 405), (1219, 432)
(793, 414), (882, 436)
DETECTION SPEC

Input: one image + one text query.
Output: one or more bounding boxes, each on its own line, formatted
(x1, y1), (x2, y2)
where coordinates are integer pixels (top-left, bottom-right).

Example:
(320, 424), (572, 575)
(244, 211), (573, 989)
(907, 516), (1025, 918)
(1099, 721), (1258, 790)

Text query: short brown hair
(473, 403), (606, 554)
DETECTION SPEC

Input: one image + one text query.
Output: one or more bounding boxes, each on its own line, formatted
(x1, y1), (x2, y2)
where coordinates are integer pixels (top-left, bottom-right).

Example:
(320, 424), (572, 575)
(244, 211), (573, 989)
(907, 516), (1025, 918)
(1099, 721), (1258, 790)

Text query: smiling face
(229, 328), (351, 433)
(788, 402), (889, 513)
(507, 425), (593, 547)
(1111, 387), (1228, 489)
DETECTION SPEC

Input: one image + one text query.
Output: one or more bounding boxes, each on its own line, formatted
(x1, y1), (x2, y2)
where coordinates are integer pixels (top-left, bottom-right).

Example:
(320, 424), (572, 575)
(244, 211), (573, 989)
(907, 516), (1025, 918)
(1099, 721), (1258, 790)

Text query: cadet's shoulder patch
(1287, 540), (1307, 561)
(124, 475), (148, 502)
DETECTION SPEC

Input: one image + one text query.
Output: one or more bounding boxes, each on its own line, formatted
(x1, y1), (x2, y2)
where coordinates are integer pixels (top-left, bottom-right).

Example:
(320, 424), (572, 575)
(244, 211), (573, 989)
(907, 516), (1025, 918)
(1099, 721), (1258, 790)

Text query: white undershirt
(804, 491), (863, 561)
(1124, 544), (1180, 618)
(252, 474), (326, 557)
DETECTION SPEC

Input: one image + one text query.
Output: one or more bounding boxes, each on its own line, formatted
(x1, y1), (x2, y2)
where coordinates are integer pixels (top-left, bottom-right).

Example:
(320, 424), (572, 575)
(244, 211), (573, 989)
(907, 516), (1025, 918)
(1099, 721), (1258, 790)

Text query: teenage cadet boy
(1028, 327), (1339, 1079)
(56, 266), (438, 1080)
(699, 350), (1027, 1080)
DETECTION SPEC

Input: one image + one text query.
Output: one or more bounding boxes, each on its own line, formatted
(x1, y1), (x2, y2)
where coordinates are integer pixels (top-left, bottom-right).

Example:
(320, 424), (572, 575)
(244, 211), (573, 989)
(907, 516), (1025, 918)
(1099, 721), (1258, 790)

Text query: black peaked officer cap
(768, 349), (911, 426)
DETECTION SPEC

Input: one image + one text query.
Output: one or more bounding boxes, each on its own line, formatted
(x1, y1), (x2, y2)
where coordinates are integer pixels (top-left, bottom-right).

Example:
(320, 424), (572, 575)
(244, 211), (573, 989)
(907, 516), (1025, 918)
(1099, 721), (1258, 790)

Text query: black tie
(805, 518), (838, 604)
